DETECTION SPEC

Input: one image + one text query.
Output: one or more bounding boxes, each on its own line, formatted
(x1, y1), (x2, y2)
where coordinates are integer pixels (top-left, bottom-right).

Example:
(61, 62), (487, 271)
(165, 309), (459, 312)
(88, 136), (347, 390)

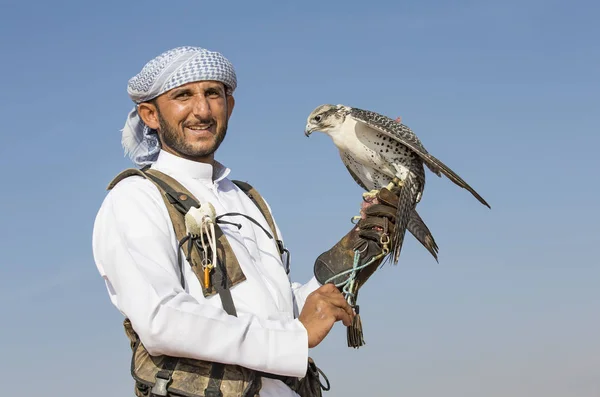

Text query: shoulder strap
(232, 180), (290, 273)
(232, 180), (279, 241)
(107, 168), (147, 190)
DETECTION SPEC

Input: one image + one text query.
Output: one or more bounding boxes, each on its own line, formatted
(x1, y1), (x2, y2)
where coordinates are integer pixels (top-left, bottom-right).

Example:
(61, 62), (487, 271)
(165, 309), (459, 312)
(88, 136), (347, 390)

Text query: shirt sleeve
(92, 177), (309, 377)
(290, 278), (321, 314)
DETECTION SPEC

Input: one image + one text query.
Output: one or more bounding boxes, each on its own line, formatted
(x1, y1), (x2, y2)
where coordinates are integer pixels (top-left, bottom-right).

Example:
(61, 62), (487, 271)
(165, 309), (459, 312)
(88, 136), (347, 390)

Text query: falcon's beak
(304, 124), (314, 137)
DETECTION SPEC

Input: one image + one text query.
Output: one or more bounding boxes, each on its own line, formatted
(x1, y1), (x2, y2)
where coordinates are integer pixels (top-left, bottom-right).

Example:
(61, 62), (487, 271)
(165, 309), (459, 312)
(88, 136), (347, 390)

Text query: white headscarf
(122, 46), (237, 166)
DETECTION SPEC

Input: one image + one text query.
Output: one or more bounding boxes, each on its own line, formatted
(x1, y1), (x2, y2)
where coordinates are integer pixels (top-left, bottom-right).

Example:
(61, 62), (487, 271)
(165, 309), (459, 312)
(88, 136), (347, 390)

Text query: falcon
(304, 104), (490, 263)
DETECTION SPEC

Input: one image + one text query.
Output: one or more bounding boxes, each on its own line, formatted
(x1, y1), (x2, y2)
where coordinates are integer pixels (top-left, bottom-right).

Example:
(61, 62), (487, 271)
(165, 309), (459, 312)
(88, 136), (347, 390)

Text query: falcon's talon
(384, 177), (403, 192)
(362, 189), (380, 200)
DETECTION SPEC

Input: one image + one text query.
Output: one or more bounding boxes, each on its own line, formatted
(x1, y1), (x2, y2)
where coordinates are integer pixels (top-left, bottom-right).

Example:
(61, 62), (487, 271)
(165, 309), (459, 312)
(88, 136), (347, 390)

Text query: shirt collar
(151, 150), (231, 183)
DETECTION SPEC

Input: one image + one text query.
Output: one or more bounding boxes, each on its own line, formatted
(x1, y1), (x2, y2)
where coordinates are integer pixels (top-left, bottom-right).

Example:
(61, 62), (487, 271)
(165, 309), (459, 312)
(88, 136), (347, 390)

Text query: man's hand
(298, 283), (355, 348)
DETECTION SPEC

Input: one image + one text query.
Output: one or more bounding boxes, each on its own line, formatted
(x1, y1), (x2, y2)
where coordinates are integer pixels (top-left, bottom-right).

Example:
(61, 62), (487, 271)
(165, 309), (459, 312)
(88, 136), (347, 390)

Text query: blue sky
(1, 0), (599, 395)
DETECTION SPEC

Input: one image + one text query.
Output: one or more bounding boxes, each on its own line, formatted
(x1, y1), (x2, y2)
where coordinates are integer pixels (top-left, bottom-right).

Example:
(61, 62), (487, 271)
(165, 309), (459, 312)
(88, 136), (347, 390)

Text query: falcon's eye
(314, 115), (322, 123)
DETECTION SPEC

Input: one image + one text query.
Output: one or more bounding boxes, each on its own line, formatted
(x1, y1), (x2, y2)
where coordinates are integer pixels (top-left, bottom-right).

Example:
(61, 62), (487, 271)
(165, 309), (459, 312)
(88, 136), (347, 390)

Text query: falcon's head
(304, 104), (350, 137)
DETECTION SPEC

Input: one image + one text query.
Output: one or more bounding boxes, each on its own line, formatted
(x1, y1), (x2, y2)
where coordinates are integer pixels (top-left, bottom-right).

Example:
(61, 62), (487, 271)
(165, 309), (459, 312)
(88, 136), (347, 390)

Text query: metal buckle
(150, 371), (172, 396)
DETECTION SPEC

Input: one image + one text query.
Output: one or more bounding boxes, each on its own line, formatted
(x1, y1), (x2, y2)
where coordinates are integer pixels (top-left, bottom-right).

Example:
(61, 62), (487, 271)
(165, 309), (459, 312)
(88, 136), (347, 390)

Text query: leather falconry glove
(313, 187), (400, 348)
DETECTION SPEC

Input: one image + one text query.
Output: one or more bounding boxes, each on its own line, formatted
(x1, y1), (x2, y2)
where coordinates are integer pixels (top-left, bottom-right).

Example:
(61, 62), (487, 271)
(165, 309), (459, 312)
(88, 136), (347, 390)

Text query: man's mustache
(184, 119), (215, 128)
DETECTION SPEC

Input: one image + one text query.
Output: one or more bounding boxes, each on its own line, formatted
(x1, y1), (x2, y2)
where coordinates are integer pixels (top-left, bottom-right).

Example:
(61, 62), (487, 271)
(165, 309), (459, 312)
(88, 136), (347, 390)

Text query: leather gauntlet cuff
(313, 225), (387, 288)
(313, 188), (399, 290)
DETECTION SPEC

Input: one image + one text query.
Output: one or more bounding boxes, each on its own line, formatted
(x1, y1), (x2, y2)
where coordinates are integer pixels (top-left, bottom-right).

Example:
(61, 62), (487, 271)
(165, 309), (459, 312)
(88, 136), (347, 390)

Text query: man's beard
(156, 110), (227, 159)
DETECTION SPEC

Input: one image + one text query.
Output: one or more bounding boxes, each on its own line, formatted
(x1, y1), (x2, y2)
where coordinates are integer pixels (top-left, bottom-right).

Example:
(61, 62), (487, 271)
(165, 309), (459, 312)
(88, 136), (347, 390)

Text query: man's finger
(321, 292), (355, 321)
(336, 306), (353, 327)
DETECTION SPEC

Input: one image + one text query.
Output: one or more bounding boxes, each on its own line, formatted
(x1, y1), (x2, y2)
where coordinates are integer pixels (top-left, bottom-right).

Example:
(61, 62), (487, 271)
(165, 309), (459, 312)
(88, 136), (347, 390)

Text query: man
(92, 46), (398, 397)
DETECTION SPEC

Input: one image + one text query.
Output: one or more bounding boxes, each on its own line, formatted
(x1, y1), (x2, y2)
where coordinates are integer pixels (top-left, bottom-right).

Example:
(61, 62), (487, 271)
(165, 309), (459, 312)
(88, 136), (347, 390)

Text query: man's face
(139, 80), (235, 163)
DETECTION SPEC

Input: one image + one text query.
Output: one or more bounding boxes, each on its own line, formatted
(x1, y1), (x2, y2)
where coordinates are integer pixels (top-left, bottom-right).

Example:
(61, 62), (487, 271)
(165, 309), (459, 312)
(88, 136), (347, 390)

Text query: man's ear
(138, 102), (160, 130)
(226, 95), (235, 119)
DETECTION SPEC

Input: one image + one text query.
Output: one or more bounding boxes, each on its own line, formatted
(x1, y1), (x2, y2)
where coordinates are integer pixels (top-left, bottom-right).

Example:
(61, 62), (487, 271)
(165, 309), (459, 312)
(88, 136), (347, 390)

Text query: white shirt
(92, 150), (321, 397)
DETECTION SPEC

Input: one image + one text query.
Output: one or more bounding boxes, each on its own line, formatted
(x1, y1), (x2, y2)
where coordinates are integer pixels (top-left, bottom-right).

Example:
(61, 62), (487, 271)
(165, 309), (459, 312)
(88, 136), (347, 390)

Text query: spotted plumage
(305, 104), (490, 263)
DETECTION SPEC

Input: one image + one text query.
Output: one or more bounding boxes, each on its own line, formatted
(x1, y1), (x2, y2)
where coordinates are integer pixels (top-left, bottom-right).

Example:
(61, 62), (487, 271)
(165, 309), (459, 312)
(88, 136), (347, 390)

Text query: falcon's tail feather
(391, 173), (420, 264)
(408, 210), (439, 262)
(421, 152), (491, 209)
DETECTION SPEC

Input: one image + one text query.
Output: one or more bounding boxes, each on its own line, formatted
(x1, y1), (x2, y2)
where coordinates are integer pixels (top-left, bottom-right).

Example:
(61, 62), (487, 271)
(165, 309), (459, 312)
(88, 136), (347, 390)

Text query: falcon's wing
(339, 151), (369, 191)
(349, 107), (491, 209)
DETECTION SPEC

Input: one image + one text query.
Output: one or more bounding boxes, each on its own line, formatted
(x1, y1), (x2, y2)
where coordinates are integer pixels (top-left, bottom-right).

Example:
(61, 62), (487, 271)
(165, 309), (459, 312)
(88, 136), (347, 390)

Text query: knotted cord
(324, 249), (387, 305)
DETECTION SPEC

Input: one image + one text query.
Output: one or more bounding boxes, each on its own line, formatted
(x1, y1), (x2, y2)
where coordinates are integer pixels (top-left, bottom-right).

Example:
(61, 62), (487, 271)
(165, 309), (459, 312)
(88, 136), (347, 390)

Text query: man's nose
(191, 96), (212, 119)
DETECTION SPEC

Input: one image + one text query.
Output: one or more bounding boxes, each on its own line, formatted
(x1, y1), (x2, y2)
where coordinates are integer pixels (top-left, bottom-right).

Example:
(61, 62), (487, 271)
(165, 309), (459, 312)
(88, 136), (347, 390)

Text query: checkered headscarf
(121, 46), (237, 166)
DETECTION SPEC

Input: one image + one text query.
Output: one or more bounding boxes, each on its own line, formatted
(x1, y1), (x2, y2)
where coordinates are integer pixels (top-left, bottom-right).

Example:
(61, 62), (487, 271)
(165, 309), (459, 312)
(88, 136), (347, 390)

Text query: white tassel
(200, 217), (217, 269)
(184, 204), (218, 285)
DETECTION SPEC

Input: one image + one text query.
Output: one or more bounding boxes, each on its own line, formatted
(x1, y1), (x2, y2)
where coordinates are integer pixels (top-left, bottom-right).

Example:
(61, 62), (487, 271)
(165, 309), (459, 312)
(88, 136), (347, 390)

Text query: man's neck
(162, 147), (215, 166)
